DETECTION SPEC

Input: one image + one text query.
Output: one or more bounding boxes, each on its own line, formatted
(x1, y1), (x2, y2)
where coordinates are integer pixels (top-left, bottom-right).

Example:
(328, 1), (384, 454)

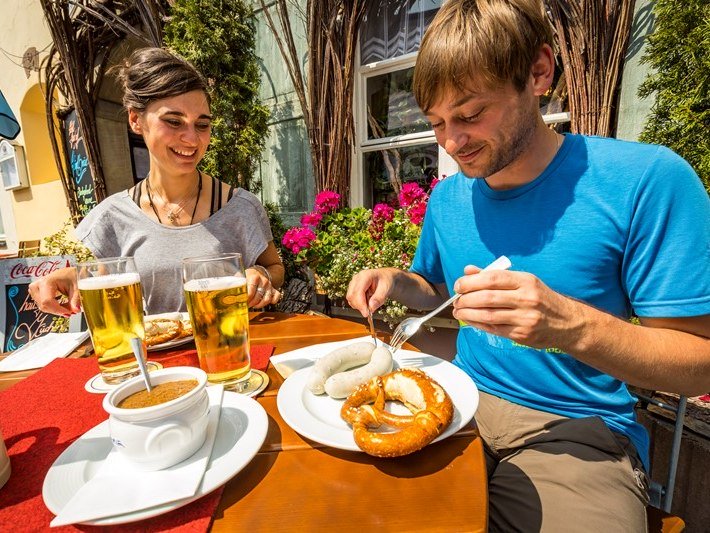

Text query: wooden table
(0, 312), (489, 532)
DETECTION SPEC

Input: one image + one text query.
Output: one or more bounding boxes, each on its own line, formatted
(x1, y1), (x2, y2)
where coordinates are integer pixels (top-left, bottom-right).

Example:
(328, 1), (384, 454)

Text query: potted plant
(281, 180), (441, 325)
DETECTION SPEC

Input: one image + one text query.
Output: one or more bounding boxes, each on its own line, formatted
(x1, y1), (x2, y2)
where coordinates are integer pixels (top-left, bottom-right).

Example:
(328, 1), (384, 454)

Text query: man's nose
(443, 127), (467, 156)
(443, 125), (468, 156)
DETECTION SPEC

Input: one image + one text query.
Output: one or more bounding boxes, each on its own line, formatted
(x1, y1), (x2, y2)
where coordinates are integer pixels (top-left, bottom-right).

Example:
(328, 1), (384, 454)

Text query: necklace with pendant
(146, 171), (202, 225)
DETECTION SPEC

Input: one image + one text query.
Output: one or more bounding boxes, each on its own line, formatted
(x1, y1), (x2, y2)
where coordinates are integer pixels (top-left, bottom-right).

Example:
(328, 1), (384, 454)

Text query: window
(353, 0), (447, 208)
(353, 1), (570, 207)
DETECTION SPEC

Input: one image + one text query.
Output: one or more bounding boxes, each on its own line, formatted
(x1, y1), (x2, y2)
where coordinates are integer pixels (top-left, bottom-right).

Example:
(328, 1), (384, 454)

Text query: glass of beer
(182, 253), (263, 394)
(77, 257), (146, 384)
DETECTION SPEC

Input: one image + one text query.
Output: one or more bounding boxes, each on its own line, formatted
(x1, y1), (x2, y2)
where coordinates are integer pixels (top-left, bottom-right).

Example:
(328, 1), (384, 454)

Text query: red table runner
(0, 343), (275, 532)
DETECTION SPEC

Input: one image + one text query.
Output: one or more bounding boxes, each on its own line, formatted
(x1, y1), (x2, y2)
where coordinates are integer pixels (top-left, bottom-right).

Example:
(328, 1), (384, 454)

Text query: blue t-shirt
(411, 134), (710, 468)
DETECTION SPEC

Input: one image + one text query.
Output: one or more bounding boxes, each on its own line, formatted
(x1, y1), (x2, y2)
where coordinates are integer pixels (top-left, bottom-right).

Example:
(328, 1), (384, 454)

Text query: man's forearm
(564, 301), (710, 396)
(389, 268), (448, 311)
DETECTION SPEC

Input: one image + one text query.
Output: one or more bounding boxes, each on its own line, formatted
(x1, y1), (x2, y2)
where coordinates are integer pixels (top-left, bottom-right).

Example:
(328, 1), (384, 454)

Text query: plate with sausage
(276, 347), (478, 453)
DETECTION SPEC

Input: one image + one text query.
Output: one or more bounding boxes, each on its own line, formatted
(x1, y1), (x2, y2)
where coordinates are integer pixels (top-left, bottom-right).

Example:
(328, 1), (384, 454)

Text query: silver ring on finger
(256, 287), (265, 297)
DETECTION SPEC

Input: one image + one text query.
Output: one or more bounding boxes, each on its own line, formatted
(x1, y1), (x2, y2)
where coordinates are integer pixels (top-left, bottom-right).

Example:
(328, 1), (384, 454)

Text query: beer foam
(184, 276), (247, 292)
(78, 272), (141, 290)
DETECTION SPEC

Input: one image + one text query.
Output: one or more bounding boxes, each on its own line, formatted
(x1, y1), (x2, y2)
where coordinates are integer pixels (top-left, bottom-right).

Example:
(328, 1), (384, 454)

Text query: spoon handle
(130, 336), (152, 392)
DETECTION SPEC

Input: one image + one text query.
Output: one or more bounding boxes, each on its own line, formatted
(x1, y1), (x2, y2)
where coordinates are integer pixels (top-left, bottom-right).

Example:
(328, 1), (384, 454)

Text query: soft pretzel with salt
(144, 318), (182, 346)
(340, 368), (454, 457)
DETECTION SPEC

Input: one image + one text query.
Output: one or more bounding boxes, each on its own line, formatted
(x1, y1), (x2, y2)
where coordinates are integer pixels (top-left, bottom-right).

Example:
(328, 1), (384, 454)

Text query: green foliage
(638, 0), (710, 193)
(164, 0), (270, 190)
(295, 208), (421, 325)
(264, 202), (308, 284)
(36, 220), (94, 263)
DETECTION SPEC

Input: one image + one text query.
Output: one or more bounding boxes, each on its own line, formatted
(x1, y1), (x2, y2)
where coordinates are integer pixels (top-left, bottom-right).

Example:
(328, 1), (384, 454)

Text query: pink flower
(398, 182), (426, 207)
(429, 177), (441, 191)
(300, 211), (323, 228)
(282, 227), (316, 254)
(372, 203), (395, 222)
(407, 201), (428, 225)
(314, 191), (341, 214)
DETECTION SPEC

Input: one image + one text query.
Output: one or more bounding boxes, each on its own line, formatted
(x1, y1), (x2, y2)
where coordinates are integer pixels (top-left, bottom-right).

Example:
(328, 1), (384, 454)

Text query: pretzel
(179, 316), (193, 338)
(144, 318), (182, 346)
(340, 368), (454, 457)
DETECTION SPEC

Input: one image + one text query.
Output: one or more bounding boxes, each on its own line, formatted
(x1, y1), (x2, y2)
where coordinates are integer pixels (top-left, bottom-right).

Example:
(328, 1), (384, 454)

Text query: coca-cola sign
(3, 255), (75, 284)
(9, 259), (70, 280)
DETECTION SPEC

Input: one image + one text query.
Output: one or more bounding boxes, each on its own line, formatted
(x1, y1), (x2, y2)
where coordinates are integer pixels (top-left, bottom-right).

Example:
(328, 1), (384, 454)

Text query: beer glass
(182, 253), (263, 394)
(77, 257), (146, 384)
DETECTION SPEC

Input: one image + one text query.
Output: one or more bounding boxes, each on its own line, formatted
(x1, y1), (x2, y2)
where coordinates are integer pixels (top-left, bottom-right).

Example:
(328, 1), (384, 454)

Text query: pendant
(167, 211), (179, 225)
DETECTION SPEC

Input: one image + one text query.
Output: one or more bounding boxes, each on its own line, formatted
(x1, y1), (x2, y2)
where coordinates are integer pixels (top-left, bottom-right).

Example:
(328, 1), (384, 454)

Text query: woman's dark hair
(116, 47), (210, 111)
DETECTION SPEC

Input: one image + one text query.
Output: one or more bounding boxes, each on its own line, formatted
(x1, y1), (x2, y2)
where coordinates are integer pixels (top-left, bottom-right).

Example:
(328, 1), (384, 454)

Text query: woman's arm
(245, 241), (285, 308)
(28, 266), (81, 316)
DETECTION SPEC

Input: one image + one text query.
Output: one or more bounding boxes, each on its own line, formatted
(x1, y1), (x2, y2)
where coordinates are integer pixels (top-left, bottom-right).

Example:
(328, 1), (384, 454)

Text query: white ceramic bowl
(103, 366), (209, 471)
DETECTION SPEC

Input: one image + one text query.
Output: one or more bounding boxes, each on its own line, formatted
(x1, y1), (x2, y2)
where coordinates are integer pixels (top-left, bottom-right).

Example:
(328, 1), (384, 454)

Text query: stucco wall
(0, 0), (70, 249)
(616, 0), (656, 141)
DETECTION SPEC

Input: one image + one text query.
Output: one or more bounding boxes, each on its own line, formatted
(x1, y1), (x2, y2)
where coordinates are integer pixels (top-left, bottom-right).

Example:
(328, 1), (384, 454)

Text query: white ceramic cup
(0, 428), (10, 490)
(103, 366), (209, 471)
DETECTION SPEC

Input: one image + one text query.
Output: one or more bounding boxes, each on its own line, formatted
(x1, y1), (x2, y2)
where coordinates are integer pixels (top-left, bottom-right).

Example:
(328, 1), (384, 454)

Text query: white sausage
(324, 346), (393, 399)
(306, 342), (376, 395)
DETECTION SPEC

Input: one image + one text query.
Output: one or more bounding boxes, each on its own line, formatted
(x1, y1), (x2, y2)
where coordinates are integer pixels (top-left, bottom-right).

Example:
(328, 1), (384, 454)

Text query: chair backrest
(637, 392), (688, 513)
(17, 240), (40, 258)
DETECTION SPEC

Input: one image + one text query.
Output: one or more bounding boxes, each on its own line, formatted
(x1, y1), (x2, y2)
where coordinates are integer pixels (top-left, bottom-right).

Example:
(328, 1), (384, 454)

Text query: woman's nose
(181, 126), (200, 144)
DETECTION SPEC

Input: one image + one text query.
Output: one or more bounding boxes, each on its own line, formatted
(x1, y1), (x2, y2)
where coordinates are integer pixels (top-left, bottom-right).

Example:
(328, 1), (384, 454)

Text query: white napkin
(0, 332), (90, 372)
(270, 336), (387, 378)
(50, 384), (224, 527)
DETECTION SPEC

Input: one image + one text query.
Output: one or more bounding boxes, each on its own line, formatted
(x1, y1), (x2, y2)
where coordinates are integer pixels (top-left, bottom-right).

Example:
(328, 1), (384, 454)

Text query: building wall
(0, 0), (71, 251)
(616, 0), (656, 141)
(253, 1), (314, 226)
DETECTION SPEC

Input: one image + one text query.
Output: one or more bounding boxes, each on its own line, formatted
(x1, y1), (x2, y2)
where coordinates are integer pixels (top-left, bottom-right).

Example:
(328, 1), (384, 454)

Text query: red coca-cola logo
(9, 259), (70, 280)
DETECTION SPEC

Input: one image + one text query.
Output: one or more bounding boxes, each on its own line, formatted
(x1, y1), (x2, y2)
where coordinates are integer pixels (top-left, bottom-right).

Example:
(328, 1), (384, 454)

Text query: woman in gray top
(29, 48), (284, 315)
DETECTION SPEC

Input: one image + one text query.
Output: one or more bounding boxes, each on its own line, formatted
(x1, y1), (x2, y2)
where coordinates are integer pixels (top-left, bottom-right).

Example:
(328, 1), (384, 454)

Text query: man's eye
(463, 113), (481, 123)
(196, 123), (211, 131)
(430, 121), (444, 130)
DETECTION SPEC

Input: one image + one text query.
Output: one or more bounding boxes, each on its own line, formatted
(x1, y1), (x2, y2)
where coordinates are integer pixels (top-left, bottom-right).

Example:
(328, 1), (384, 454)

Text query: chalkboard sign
(0, 256), (80, 352)
(62, 109), (98, 217)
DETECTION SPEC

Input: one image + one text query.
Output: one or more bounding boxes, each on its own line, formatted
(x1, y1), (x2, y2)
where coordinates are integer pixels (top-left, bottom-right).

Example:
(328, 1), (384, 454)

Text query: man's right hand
(346, 268), (398, 318)
(28, 266), (81, 316)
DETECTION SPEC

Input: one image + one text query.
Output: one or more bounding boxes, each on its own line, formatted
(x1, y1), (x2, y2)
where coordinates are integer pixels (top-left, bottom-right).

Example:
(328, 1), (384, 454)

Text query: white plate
(144, 312), (194, 352)
(276, 349), (479, 452)
(42, 390), (268, 525)
(147, 335), (194, 352)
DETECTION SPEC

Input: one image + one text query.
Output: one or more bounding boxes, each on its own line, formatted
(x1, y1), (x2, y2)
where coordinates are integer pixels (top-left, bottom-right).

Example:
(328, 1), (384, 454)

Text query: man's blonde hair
(413, 0), (554, 113)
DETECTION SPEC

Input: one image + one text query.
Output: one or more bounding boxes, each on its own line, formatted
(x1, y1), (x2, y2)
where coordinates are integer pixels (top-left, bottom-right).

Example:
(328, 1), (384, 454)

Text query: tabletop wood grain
(0, 311), (488, 531)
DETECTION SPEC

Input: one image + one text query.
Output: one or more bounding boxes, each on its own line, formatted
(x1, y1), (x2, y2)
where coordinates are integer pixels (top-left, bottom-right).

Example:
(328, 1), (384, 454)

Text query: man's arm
(452, 267), (710, 396)
(346, 267), (449, 317)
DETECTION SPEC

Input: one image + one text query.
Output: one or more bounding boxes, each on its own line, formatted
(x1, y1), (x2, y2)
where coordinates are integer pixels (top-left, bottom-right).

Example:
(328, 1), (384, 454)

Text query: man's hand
(28, 266), (82, 317)
(346, 268), (398, 318)
(452, 265), (584, 352)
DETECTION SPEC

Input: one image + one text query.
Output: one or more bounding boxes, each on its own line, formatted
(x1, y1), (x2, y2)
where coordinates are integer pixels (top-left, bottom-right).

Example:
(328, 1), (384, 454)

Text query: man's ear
(127, 109), (142, 134)
(530, 43), (556, 97)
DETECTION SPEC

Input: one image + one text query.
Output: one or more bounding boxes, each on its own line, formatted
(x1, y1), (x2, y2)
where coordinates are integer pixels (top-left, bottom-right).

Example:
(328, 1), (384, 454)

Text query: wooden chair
(17, 239), (40, 257)
(637, 393), (688, 532)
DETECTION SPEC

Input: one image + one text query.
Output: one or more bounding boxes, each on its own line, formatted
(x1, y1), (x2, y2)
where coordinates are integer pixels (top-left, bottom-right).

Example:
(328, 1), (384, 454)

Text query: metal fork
(388, 255), (512, 352)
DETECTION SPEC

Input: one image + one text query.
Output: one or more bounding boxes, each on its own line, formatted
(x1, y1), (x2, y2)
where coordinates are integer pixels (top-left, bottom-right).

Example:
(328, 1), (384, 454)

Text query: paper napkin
(50, 384), (224, 527)
(0, 332), (90, 372)
(270, 336), (387, 379)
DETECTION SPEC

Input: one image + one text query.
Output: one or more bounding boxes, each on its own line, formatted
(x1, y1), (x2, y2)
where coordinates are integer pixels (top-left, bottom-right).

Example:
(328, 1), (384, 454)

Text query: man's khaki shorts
(476, 391), (649, 532)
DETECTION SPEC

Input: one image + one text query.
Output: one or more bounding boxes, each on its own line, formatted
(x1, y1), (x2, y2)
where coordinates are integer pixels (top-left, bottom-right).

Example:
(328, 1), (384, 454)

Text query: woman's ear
(530, 43), (556, 97)
(127, 109), (142, 134)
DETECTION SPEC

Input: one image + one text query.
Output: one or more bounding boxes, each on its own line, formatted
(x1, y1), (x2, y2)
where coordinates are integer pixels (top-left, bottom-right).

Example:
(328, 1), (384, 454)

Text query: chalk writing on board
(63, 109), (98, 217)
(4, 285), (66, 352)
(1, 256), (75, 352)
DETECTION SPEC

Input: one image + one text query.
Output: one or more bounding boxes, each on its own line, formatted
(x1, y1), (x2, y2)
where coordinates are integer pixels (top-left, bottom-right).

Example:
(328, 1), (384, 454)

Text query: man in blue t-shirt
(346, 1), (710, 531)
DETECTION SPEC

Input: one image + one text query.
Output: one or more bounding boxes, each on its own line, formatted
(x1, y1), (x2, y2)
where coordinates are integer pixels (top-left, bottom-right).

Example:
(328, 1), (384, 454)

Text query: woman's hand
(246, 266), (282, 309)
(28, 266), (81, 317)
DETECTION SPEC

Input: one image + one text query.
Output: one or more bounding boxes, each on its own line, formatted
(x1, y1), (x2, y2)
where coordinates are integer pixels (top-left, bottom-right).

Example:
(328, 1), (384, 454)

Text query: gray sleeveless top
(75, 186), (272, 314)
